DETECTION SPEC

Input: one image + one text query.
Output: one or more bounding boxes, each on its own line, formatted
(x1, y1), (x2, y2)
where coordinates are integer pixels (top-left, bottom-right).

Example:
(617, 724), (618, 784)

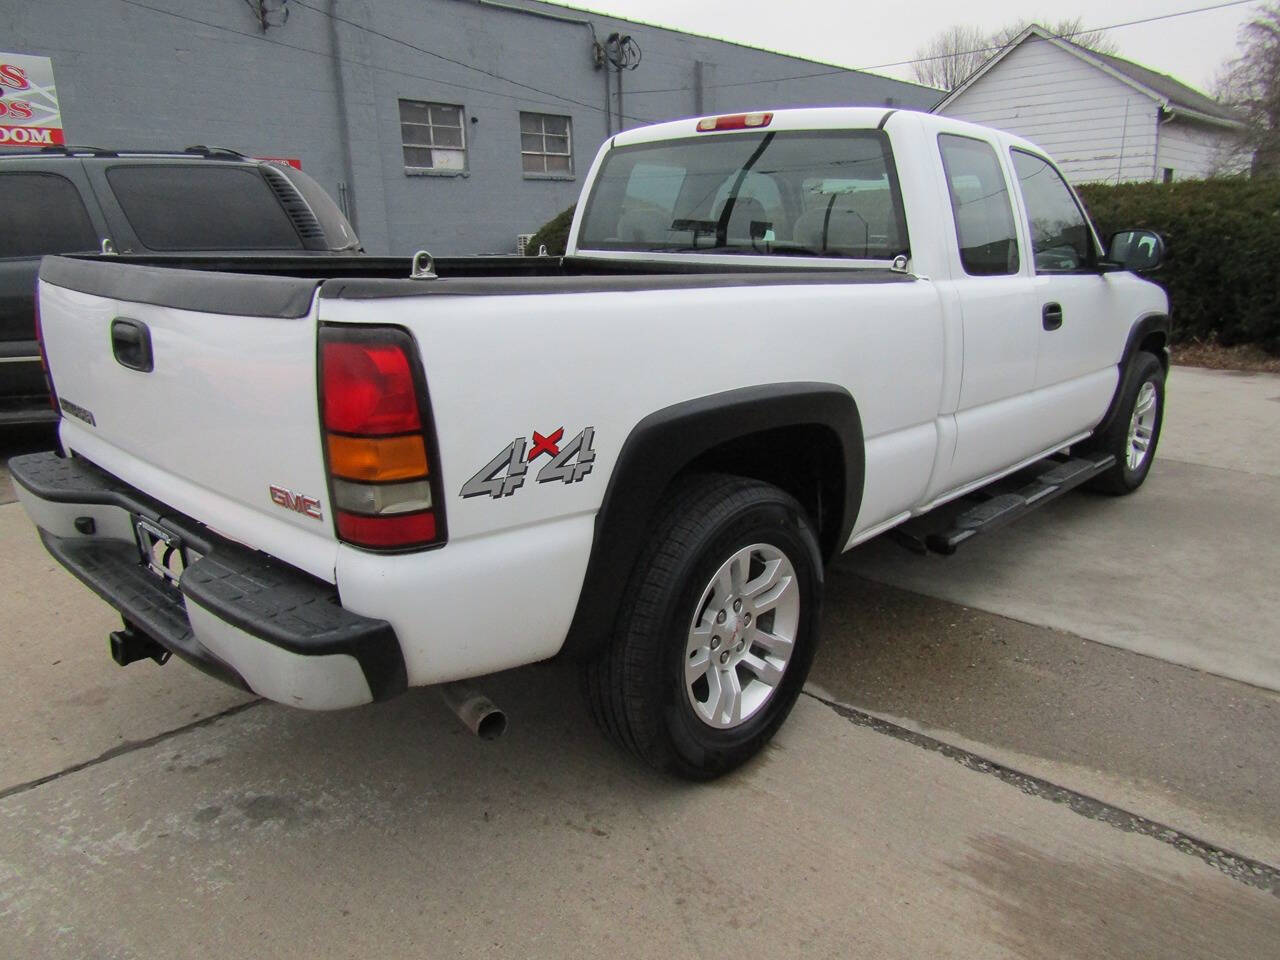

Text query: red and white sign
(0, 53), (62, 147)
(256, 156), (302, 170)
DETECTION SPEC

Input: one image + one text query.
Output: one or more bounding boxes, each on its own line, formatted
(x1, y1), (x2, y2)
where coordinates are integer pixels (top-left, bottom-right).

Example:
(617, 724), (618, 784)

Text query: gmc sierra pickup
(10, 108), (1170, 778)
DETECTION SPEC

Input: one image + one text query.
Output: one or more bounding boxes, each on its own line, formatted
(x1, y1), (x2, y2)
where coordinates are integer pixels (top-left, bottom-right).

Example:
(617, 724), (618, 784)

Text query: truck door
(1008, 149), (1120, 433)
(935, 133), (1038, 490)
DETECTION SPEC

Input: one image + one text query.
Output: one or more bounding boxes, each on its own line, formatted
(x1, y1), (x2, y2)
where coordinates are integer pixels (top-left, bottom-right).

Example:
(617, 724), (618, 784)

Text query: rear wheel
(583, 474), (823, 779)
(1083, 350), (1165, 495)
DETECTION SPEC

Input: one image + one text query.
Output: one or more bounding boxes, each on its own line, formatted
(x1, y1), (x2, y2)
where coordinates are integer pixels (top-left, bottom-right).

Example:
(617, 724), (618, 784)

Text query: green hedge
(1077, 178), (1280, 353)
(527, 204), (575, 257)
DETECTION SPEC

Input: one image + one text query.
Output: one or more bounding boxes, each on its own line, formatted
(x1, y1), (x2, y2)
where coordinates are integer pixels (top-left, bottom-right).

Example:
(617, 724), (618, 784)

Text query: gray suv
(1, 146), (360, 425)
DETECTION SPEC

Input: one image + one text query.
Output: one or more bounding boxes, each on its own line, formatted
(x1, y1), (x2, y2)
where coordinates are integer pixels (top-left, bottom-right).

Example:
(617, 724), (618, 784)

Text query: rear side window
(0, 173), (98, 259)
(1010, 149), (1095, 272)
(106, 165), (304, 251)
(938, 134), (1019, 276)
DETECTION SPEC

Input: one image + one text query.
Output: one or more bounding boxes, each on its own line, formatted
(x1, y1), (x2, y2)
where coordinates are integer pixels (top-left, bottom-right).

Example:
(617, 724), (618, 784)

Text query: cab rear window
(577, 130), (909, 260)
(106, 165), (304, 251)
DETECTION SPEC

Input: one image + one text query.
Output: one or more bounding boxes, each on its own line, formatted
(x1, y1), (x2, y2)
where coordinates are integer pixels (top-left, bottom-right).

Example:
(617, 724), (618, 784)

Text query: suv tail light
(319, 326), (446, 551)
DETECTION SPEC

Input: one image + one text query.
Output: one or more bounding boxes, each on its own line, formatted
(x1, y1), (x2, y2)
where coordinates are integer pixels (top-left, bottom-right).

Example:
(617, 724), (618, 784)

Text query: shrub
(1077, 178), (1280, 353)
(527, 204), (575, 257)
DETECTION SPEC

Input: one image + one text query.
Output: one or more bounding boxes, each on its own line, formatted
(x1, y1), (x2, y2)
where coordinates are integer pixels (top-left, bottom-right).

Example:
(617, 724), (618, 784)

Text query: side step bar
(893, 453), (1115, 556)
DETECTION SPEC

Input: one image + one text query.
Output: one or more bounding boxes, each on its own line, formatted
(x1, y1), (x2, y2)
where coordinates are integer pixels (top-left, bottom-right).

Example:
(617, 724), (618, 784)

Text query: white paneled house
(935, 25), (1246, 184)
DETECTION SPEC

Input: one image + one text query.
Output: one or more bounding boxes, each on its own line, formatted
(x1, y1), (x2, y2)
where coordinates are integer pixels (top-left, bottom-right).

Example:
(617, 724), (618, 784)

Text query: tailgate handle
(111, 318), (153, 372)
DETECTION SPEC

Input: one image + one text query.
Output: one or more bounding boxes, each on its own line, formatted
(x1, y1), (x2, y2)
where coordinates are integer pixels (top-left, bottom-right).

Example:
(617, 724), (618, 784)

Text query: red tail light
(321, 341), (421, 435)
(319, 327), (445, 551)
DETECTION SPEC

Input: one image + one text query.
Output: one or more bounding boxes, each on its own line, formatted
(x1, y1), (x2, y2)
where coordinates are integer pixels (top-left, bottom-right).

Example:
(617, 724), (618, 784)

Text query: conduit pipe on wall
(328, 0), (360, 230)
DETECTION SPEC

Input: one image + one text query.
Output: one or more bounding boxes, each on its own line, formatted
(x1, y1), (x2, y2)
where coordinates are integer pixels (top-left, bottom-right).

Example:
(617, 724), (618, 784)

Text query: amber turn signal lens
(327, 433), (429, 482)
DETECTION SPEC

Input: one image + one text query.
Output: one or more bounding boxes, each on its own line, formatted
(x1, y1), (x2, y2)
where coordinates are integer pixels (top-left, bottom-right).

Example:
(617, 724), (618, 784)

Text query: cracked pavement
(2, 367), (1278, 958)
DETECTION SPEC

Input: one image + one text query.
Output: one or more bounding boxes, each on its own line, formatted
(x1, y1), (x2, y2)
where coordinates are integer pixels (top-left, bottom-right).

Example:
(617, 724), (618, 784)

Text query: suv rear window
(0, 173), (98, 259)
(577, 130), (909, 260)
(106, 165), (304, 251)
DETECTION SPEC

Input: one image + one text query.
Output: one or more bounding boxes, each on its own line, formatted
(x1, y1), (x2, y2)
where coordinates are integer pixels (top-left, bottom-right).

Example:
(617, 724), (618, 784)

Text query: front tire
(1082, 350), (1166, 495)
(583, 474), (824, 779)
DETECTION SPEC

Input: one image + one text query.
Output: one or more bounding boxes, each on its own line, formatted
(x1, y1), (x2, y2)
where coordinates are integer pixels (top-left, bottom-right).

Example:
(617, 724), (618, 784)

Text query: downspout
(616, 60), (624, 132)
(327, 0), (359, 231)
(1153, 106), (1163, 182)
(1115, 99), (1130, 184)
(474, 0), (610, 135)
(603, 55), (612, 136)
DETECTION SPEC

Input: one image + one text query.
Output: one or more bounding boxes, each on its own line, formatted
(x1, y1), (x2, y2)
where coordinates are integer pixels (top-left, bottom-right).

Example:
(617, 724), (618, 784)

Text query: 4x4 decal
(460, 427), (596, 499)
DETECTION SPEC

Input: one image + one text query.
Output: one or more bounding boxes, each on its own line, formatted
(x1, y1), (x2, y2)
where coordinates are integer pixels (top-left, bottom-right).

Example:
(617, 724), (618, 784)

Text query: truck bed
(42, 253), (913, 317)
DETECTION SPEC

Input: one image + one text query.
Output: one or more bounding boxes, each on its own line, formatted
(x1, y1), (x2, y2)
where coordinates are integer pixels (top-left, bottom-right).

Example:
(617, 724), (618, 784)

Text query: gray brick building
(4, 0), (939, 254)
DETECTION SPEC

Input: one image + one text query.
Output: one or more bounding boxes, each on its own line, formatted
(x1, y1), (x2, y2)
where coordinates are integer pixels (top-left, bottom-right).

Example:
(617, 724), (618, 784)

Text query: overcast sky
(543, 0), (1262, 94)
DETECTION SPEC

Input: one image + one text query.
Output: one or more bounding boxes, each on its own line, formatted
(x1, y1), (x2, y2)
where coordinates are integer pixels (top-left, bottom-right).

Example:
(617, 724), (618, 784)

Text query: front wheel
(1083, 350), (1166, 495)
(583, 474), (824, 779)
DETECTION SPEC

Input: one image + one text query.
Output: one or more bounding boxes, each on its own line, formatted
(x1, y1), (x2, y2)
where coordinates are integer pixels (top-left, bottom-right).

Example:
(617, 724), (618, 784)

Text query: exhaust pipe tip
(474, 708), (508, 741)
(439, 681), (507, 741)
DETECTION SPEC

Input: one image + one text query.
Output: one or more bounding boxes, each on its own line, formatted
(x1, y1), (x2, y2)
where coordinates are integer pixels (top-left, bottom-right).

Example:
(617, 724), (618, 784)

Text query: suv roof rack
(0, 145), (253, 161)
(39, 145), (119, 157)
(183, 144), (249, 160)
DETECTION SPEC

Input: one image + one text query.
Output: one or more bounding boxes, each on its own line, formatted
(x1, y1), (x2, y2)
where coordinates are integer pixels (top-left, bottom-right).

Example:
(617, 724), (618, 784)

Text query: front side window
(399, 100), (466, 172)
(520, 112), (572, 175)
(938, 134), (1019, 276)
(1011, 149), (1096, 272)
(577, 130), (909, 260)
(0, 173), (97, 259)
(105, 165), (304, 251)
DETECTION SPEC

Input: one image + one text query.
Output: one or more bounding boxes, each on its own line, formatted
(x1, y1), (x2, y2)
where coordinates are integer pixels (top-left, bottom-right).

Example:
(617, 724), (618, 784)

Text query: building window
(398, 100), (466, 173)
(520, 112), (573, 176)
(1162, 167), (1174, 184)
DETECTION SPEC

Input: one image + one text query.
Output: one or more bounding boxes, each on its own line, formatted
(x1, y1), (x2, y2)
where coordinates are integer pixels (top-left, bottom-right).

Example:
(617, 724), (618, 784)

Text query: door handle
(1042, 302), (1063, 331)
(111, 318), (154, 372)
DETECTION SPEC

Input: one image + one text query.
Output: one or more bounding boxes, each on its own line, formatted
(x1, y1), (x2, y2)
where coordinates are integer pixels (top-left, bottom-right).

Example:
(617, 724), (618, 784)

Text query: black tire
(582, 474), (824, 780)
(1081, 350), (1166, 495)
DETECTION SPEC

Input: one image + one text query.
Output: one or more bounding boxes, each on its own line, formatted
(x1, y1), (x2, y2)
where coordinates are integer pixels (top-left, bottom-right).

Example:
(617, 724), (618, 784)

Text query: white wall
(939, 38), (1160, 184)
(1157, 119), (1244, 180)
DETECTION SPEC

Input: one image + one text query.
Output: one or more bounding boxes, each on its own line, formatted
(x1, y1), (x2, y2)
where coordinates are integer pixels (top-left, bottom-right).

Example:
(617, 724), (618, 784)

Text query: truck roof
(610, 106), (1048, 158)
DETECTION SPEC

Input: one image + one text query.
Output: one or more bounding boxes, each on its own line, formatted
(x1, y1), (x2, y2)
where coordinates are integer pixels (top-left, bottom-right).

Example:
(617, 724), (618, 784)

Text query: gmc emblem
(269, 485), (323, 521)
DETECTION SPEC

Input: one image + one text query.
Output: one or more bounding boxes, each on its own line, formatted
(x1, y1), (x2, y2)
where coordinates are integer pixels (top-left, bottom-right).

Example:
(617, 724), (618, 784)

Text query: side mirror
(1105, 229), (1165, 274)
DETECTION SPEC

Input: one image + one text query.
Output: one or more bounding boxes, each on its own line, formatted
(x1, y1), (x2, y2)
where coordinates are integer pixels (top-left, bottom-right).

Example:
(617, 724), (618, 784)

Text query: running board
(891, 453), (1115, 556)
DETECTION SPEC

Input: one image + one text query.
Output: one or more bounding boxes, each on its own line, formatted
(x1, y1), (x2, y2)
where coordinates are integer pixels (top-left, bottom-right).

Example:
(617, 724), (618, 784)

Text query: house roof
(1089, 50), (1241, 124)
(934, 24), (1244, 128)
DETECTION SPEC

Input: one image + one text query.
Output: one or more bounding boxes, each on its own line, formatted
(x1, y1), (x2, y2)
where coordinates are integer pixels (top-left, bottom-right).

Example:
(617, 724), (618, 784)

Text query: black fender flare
(560, 382), (864, 660)
(1093, 312), (1170, 439)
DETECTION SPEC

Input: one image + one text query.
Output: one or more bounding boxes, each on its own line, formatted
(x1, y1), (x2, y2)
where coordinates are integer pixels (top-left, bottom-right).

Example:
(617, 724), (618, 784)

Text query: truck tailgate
(36, 257), (338, 582)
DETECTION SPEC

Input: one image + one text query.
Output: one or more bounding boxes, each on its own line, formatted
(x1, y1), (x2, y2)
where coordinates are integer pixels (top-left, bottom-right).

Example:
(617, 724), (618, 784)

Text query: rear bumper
(9, 451), (406, 710)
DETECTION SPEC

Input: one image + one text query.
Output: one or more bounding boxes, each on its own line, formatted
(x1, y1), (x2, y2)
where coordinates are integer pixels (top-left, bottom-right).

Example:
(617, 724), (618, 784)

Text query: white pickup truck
(12, 107), (1170, 778)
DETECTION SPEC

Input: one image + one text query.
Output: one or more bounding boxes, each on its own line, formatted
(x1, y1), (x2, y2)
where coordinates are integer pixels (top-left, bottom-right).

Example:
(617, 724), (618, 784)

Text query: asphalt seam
(0, 698), (264, 802)
(803, 689), (1280, 898)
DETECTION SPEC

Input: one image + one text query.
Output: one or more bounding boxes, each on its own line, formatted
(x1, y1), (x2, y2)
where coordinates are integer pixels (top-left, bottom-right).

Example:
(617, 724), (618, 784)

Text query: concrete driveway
(2, 367), (1278, 958)
(843, 367), (1280, 690)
